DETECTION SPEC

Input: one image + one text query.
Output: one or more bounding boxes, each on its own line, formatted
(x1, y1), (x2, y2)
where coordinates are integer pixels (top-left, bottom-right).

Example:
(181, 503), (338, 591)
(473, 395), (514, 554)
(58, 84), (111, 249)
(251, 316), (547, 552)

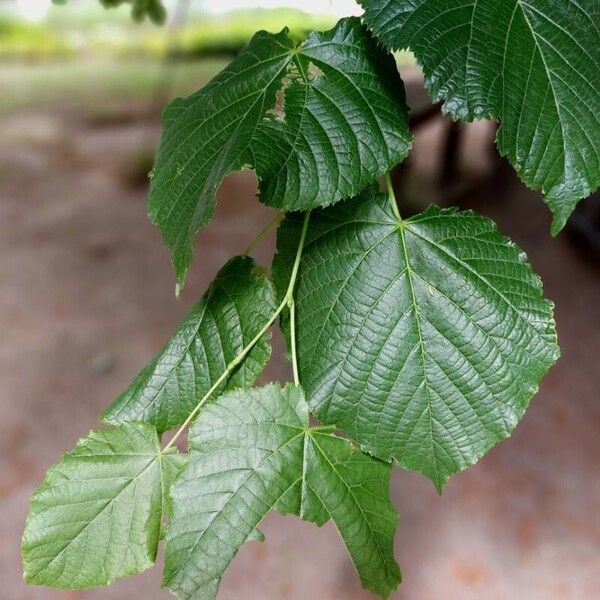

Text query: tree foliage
(23, 1), (598, 598)
(359, 0), (600, 233)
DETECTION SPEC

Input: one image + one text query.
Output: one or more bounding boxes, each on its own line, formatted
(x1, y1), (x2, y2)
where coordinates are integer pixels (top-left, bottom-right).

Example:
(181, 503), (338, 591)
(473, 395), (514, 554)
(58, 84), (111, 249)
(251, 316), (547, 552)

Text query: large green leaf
(273, 187), (559, 490)
(359, 0), (600, 233)
(164, 384), (400, 600)
(22, 423), (184, 588)
(103, 256), (275, 433)
(149, 16), (412, 287)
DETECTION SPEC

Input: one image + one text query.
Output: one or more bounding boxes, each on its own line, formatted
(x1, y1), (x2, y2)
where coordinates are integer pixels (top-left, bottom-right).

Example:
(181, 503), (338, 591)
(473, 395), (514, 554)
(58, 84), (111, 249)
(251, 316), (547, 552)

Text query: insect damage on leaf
(23, 3), (578, 597)
(148, 16), (412, 288)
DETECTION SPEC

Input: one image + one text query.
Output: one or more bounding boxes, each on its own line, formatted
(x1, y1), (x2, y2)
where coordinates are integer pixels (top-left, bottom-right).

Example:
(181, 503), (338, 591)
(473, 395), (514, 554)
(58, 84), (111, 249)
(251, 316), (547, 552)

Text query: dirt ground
(1, 99), (599, 600)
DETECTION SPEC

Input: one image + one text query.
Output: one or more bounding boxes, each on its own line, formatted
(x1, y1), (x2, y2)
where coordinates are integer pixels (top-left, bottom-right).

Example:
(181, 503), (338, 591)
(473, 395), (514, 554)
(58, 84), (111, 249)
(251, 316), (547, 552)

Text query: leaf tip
(175, 268), (188, 298)
(550, 213), (568, 237)
(434, 479), (446, 495)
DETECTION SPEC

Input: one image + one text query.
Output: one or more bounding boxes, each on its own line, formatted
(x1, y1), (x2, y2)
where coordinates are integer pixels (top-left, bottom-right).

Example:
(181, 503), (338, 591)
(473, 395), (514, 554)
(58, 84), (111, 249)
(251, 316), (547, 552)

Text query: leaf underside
(22, 423), (183, 589)
(359, 0), (600, 232)
(273, 187), (559, 490)
(164, 384), (400, 600)
(103, 256), (275, 433)
(149, 16), (412, 287)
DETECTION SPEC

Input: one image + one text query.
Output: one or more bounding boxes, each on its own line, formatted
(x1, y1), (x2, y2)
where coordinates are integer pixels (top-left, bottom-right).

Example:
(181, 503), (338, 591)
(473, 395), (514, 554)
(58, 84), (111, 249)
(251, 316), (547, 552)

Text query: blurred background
(0, 1), (599, 599)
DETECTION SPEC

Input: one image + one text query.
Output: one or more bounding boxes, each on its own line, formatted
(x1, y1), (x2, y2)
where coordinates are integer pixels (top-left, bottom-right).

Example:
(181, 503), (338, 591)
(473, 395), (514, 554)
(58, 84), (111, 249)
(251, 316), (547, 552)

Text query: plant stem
(243, 211), (283, 256)
(163, 210), (311, 451)
(289, 297), (300, 386)
(385, 172), (402, 222)
(162, 303), (283, 451)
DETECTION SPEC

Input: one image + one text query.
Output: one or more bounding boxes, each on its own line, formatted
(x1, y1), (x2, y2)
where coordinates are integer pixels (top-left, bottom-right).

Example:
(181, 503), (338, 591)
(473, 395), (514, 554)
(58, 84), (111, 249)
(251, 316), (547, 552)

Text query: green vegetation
(21, 1), (600, 598)
(0, 58), (225, 114)
(0, 9), (337, 60)
(174, 9), (339, 57)
(0, 16), (72, 58)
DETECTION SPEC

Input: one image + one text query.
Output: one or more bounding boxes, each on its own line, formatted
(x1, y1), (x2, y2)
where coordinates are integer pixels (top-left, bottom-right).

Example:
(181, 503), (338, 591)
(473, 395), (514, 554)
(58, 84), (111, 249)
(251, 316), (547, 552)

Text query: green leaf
(149, 16), (412, 287)
(129, 0), (166, 24)
(103, 256), (275, 433)
(273, 187), (559, 490)
(22, 423), (183, 589)
(52, 0), (167, 24)
(359, 0), (600, 233)
(164, 384), (400, 600)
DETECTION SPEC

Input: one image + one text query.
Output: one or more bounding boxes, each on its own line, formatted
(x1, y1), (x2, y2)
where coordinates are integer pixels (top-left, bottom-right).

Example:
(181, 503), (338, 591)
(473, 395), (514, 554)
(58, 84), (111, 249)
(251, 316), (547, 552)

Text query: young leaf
(164, 384), (400, 600)
(103, 256), (275, 433)
(22, 423), (183, 589)
(273, 187), (559, 490)
(149, 16), (412, 287)
(359, 0), (600, 233)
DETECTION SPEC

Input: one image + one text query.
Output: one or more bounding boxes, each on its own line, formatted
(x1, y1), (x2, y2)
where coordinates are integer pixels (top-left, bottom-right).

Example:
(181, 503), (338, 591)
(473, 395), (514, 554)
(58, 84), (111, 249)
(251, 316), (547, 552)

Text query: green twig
(163, 210), (311, 451)
(243, 211), (283, 256)
(289, 297), (300, 386)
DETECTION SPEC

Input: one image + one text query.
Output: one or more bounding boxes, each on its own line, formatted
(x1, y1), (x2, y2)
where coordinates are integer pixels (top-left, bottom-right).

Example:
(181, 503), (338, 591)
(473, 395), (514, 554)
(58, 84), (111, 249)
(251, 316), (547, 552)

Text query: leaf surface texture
(359, 0), (600, 231)
(22, 423), (183, 588)
(273, 188), (559, 489)
(149, 17), (412, 286)
(103, 256), (275, 433)
(164, 384), (400, 599)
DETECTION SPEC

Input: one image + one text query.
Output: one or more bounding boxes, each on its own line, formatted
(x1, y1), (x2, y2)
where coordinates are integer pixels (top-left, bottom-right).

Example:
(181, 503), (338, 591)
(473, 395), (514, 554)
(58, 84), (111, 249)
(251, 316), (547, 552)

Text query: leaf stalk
(242, 211), (283, 256)
(163, 210), (310, 451)
(385, 172), (402, 223)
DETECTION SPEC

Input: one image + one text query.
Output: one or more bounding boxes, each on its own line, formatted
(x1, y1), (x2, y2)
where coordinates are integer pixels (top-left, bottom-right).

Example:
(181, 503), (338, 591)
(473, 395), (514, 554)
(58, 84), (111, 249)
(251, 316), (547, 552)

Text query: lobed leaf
(164, 384), (400, 600)
(273, 187), (559, 490)
(359, 0), (600, 232)
(149, 16), (412, 287)
(103, 256), (275, 433)
(22, 423), (184, 588)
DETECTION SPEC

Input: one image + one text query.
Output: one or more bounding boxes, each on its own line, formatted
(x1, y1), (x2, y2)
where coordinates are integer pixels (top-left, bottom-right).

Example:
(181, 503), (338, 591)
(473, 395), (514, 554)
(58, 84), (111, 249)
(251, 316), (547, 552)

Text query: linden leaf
(360, 0), (600, 232)
(149, 17), (412, 287)
(103, 256), (275, 433)
(273, 187), (559, 490)
(22, 423), (183, 588)
(164, 384), (400, 600)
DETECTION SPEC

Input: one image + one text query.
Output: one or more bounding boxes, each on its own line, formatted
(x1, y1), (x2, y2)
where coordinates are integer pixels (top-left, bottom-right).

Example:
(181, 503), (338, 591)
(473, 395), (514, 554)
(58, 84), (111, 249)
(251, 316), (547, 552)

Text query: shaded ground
(1, 83), (599, 599)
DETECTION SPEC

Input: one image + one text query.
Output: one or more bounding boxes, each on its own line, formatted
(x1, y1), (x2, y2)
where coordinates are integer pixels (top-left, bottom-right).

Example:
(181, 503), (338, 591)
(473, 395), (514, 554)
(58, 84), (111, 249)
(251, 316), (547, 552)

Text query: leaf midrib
(397, 222), (440, 485)
(170, 429), (305, 586)
(308, 432), (396, 581)
(30, 453), (160, 578)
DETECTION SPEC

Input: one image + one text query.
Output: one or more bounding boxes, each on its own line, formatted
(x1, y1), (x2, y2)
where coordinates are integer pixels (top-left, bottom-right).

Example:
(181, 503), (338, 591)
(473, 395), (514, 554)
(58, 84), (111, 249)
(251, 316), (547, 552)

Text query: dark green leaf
(164, 384), (400, 600)
(273, 187), (559, 490)
(103, 256), (275, 433)
(359, 0), (600, 232)
(149, 17), (412, 287)
(52, 0), (167, 24)
(130, 0), (166, 24)
(22, 423), (183, 588)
